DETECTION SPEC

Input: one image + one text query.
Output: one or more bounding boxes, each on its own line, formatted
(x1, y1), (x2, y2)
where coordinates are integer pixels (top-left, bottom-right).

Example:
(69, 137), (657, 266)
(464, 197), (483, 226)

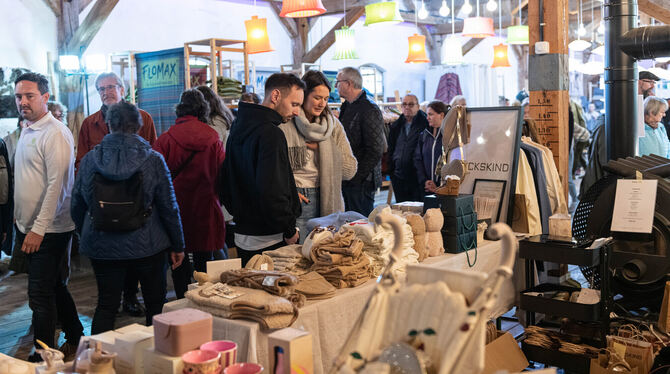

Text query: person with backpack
(153, 89), (225, 299)
(71, 101), (185, 334)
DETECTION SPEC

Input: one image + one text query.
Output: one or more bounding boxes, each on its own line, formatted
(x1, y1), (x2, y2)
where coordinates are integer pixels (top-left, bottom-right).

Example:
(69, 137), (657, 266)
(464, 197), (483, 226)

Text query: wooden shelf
(184, 38), (249, 92)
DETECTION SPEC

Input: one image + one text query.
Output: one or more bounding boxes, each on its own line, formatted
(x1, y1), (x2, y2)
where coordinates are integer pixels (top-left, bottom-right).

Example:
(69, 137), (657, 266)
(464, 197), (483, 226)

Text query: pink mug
(223, 363), (263, 374)
(182, 349), (221, 374)
(200, 341), (238, 369)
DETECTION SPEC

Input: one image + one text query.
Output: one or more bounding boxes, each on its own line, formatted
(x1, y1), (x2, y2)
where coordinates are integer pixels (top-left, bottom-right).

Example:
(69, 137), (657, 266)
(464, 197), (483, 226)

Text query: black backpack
(90, 172), (151, 231)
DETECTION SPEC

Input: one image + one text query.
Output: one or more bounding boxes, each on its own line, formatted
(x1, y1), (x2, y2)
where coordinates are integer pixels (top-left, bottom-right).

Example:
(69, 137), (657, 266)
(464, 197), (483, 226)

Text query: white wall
(0, 0), (58, 73)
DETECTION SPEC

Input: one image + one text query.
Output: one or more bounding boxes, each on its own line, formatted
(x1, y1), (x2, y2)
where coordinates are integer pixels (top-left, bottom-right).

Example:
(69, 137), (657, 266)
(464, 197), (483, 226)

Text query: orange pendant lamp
(405, 34), (430, 63)
(280, 0), (327, 17)
(462, 0), (494, 38)
(491, 4), (509, 67)
(245, 16), (274, 54)
(491, 43), (510, 67)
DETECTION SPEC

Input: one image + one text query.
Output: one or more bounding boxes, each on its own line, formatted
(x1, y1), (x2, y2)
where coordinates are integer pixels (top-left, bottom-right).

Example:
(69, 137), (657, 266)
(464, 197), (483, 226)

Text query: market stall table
(163, 239), (518, 373)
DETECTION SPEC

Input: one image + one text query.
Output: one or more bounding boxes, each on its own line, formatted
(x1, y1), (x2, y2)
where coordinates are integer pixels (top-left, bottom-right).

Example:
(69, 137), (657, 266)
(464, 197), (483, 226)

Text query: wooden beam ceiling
(462, 37), (483, 55)
(638, 0), (670, 25)
(303, 6), (366, 63)
(80, 0), (94, 13)
(65, 0), (119, 53)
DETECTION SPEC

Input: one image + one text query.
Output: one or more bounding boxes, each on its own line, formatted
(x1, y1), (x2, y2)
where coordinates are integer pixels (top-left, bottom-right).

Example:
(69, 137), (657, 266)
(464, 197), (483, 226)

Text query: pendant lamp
(506, 0), (528, 44)
(569, 0), (591, 51)
(364, 1), (403, 25)
(491, 43), (511, 67)
(406, 34), (430, 63)
(245, 16), (274, 54)
(280, 0), (326, 17)
(333, 0), (359, 60)
(491, 2), (509, 67)
(333, 26), (359, 60)
(439, 0), (450, 17)
(462, 0), (494, 38)
(442, 0), (462, 65)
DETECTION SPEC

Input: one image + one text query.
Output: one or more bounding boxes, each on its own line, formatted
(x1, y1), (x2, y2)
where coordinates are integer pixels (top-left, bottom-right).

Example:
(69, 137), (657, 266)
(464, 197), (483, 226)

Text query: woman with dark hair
(414, 100), (450, 194)
(279, 70), (357, 241)
(153, 89), (226, 298)
(195, 85), (234, 148)
(71, 101), (185, 333)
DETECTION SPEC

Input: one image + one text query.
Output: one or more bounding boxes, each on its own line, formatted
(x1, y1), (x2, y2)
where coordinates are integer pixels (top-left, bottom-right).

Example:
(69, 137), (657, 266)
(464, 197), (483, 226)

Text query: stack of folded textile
(216, 77), (242, 98)
(310, 230), (373, 288)
(264, 245), (312, 275)
(342, 206), (418, 277)
(185, 282), (298, 330)
(219, 269), (305, 307)
(295, 271), (337, 300)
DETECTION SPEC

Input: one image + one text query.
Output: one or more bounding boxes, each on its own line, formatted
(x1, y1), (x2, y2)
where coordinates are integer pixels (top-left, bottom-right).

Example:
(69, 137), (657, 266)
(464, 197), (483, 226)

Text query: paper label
(263, 275), (279, 286)
(613, 341), (627, 358)
(576, 288), (600, 304)
(610, 179), (657, 233)
(260, 263), (268, 271)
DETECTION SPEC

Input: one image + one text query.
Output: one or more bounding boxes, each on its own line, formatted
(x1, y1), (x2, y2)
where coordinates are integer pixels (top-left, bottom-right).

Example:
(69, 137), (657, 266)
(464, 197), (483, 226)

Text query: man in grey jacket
(336, 67), (385, 216)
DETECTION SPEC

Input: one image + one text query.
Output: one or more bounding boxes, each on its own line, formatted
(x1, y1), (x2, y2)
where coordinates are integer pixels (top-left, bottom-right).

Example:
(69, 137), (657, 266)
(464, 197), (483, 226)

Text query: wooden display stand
(183, 38), (250, 93)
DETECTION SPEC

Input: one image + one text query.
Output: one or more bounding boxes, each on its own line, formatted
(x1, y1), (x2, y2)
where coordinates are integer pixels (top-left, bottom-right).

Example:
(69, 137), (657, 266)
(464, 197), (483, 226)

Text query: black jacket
(220, 102), (301, 238)
(339, 92), (385, 189)
(388, 111), (428, 182)
(0, 139), (12, 255)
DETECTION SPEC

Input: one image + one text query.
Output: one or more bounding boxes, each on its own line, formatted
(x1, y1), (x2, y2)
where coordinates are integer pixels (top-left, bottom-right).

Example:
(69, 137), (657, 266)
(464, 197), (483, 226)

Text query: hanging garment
(522, 137), (568, 215)
(580, 122), (607, 200)
(514, 151), (542, 235)
(434, 73), (463, 105)
(521, 143), (551, 235)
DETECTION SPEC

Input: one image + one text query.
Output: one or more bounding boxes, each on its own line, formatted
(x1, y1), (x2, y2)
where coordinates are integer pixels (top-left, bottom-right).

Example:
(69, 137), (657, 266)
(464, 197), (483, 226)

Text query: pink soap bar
(153, 308), (213, 357)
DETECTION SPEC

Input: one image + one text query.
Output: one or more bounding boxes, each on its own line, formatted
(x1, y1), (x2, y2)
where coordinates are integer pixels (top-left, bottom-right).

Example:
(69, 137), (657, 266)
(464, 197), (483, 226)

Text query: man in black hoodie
(220, 73), (304, 266)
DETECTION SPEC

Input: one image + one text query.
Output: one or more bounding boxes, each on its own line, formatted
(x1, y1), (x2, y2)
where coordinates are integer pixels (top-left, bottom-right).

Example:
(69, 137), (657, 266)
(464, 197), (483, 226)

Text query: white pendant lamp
(486, 0), (497, 12)
(569, 0), (591, 51)
(439, 0), (450, 16)
(418, 0), (429, 19)
(442, 0), (463, 65)
(460, 0), (472, 15)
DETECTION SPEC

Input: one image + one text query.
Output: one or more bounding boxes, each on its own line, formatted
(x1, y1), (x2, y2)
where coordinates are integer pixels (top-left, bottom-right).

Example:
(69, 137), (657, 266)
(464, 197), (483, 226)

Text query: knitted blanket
(185, 283), (299, 329)
(264, 245), (313, 275)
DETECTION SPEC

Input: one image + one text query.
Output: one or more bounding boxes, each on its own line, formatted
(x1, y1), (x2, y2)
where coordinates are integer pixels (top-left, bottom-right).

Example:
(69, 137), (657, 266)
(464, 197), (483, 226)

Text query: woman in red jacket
(153, 89), (225, 298)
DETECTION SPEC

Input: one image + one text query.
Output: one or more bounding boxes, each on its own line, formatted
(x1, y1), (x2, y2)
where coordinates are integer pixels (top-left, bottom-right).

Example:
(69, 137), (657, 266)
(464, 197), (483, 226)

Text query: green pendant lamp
(333, 0), (359, 59)
(364, 0), (403, 26)
(506, 0), (528, 44)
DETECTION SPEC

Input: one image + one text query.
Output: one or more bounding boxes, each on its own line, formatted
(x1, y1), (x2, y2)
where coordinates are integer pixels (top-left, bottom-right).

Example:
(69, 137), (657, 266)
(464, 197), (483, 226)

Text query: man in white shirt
(14, 72), (83, 361)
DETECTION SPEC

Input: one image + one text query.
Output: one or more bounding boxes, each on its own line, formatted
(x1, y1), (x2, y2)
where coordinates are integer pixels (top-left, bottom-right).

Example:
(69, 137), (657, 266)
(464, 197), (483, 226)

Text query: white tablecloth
(163, 240), (517, 373)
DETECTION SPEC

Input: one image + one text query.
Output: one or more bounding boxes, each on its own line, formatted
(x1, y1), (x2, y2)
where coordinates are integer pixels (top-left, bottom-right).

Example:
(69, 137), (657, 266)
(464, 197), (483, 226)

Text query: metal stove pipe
(605, 0), (670, 160)
(604, 0), (638, 161)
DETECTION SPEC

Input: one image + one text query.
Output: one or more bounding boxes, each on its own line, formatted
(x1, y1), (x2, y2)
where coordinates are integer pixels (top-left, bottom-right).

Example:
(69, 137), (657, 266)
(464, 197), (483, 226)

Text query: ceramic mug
(182, 349), (221, 374)
(223, 363), (264, 374)
(200, 341), (238, 369)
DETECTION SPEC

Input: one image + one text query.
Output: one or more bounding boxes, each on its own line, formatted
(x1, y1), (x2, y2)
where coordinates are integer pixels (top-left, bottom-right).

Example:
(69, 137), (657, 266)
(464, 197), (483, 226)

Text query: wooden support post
(528, 0), (570, 198)
(243, 41), (249, 85)
(184, 45), (191, 89)
(210, 39), (217, 93)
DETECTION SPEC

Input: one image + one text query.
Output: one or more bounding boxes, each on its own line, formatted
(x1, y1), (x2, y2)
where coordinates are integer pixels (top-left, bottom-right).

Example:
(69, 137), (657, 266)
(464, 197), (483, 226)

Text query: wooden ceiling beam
(65, 0), (119, 54)
(302, 6), (365, 63)
(79, 0), (94, 13)
(462, 37), (483, 55)
(639, 0), (670, 25)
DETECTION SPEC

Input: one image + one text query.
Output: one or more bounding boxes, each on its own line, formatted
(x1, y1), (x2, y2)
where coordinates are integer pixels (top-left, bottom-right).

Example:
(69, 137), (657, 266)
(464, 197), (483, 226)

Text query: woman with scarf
(414, 101), (450, 194)
(279, 70), (357, 241)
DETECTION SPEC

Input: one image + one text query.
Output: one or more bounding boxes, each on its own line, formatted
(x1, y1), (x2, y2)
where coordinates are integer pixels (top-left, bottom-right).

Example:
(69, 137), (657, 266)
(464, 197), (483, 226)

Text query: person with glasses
(335, 67), (385, 216)
(388, 94), (428, 202)
(638, 71), (660, 99)
(76, 71), (157, 318)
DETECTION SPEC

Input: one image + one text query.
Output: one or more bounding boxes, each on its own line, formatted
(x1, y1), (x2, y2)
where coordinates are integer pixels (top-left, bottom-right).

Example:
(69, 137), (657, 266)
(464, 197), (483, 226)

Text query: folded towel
(311, 230), (364, 266)
(295, 271), (337, 299)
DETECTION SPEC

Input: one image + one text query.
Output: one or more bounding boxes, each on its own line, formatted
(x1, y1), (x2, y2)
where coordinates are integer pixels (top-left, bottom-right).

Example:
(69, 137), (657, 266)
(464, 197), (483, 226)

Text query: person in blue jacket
(71, 101), (185, 334)
(415, 101), (450, 195)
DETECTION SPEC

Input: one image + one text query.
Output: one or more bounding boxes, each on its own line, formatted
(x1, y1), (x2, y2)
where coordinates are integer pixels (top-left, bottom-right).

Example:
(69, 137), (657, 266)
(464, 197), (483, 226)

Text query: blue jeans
(18, 228), (83, 349)
(90, 251), (168, 334)
(342, 183), (375, 217)
(296, 187), (320, 242)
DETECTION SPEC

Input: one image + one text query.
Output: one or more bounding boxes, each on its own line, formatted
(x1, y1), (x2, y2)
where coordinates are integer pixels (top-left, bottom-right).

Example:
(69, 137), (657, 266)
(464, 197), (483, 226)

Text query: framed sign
(448, 107), (523, 224)
(473, 179), (507, 223)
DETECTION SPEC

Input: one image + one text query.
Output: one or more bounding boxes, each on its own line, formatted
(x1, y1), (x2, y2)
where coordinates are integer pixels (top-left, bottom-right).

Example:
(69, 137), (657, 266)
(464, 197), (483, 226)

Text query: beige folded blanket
(186, 282), (297, 316)
(312, 255), (373, 288)
(195, 304), (298, 330)
(264, 244), (303, 260)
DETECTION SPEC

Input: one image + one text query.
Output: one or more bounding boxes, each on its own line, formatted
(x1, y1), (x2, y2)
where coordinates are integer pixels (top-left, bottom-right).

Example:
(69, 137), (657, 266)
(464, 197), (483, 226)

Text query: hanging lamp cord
(451, 0), (455, 35)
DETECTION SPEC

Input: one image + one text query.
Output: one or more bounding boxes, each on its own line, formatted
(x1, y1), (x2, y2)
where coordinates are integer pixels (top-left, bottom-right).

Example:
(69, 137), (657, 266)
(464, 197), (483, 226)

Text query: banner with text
(135, 48), (184, 135)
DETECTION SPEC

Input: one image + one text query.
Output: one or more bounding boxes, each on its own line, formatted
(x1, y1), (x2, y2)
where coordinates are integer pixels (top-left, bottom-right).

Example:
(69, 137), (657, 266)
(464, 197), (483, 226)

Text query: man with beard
(76, 72), (157, 317)
(14, 72), (83, 361)
(219, 73), (304, 266)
